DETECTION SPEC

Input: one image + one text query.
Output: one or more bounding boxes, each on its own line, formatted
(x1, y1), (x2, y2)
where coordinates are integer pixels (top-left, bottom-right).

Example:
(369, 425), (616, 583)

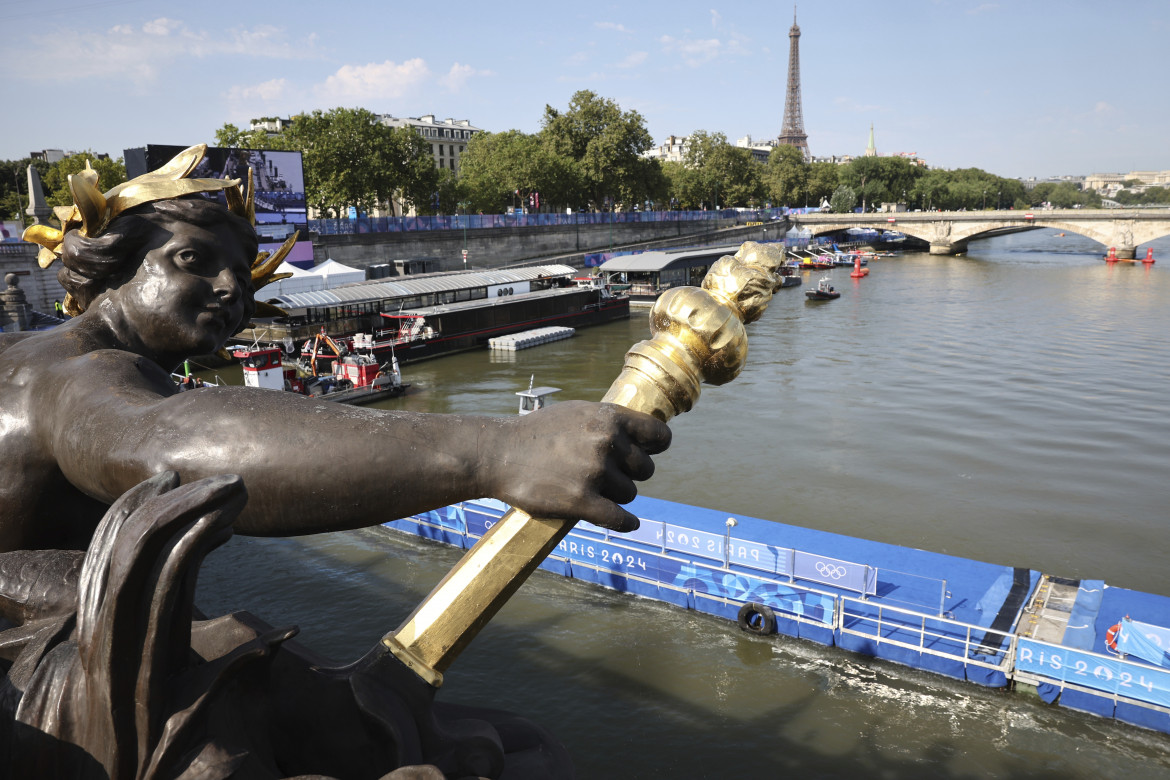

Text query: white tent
(306, 259), (365, 286)
(261, 261), (325, 298)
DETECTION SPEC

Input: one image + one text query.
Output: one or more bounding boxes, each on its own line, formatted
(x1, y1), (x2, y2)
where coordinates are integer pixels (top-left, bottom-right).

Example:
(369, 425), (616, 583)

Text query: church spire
(865, 123), (877, 157)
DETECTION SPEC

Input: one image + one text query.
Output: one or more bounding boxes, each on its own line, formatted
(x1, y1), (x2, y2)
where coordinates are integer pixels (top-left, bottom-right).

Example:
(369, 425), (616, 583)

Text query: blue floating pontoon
(385, 494), (1170, 735)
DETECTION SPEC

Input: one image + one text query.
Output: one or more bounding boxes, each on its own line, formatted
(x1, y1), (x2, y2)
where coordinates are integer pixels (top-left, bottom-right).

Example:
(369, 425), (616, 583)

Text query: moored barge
(386, 494), (1170, 738)
(234, 264), (629, 364)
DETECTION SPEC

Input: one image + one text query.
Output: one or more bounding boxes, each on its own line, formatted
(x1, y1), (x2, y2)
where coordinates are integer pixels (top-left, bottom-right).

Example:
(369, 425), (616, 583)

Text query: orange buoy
(849, 253), (869, 278)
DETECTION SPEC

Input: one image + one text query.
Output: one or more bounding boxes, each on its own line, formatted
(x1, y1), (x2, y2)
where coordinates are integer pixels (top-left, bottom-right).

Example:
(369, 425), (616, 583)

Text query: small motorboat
(805, 276), (841, 301)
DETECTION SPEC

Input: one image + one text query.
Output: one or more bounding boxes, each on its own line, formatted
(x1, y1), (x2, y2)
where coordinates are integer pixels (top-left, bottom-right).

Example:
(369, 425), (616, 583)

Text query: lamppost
(723, 517), (738, 568)
(13, 167), (26, 230)
(608, 196), (614, 252)
(997, 189), (1002, 210)
(983, 190), (987, 210)
(458, 201), (469, 269)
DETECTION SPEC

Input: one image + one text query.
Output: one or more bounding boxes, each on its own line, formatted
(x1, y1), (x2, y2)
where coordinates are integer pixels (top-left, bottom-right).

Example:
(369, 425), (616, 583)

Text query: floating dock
(385, 495), (1170, 736)
(488, 326), (575, 351)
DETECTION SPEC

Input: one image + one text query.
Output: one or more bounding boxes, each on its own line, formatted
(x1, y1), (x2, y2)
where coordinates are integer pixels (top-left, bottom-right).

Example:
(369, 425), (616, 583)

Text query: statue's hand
(480, 401), (671, 532)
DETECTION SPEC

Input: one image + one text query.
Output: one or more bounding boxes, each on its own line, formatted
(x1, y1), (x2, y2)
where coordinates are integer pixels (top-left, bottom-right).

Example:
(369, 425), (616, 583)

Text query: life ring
(1105, 622), (1122, 654)
(737, 602), (776, 636)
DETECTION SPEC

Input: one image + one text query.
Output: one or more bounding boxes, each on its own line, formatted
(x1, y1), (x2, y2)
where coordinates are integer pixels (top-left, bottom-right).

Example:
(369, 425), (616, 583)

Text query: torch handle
(383, 242), (783, 687)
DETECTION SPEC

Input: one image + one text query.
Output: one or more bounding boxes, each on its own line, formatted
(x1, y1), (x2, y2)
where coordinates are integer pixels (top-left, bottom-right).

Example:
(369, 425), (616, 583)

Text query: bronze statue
(0, 146), (671, 778)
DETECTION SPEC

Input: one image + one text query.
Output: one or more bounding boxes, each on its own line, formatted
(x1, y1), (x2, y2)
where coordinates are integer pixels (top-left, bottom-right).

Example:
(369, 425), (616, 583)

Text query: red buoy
(1142, 247), (1155, 265)
(1106, 246), (1118, 263)
(849, 253), (869, 278)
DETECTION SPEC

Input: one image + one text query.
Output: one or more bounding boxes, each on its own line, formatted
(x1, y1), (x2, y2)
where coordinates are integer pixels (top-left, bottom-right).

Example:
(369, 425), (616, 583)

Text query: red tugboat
(233, 331), (408, 405)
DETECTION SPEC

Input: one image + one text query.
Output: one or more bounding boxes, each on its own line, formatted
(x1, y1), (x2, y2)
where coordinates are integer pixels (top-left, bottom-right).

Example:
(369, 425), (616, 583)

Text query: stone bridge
(790, 209), (1170, 258)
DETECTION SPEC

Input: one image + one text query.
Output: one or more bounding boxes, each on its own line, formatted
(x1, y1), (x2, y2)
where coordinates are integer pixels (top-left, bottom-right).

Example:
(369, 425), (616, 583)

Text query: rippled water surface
(198, 230), (1170, 778)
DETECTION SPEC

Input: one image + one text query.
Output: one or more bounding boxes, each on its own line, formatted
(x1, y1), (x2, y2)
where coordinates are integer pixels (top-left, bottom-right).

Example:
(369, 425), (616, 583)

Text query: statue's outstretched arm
(44, 350), (670, 537)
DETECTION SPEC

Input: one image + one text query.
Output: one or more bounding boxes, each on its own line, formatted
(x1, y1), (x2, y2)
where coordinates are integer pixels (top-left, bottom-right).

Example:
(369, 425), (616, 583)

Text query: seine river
(197, 228), (1170, 778)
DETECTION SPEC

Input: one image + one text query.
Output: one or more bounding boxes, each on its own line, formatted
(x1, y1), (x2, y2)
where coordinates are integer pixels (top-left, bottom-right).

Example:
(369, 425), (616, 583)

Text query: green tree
(0, 158), (50, 224)
(40, 152), (126, 210)
(673, 131), (763, 209)
(913, 168), (951, 211)
(283, 109), (392, 217)
(839, 156), (922, 211)
(916, 168), (1027, 211)
(660, 160), (695, 209)
(213, 123), (287, 150)
(1042, 181), (1100, 209)
(457, 130), (577, 214)
(277, 108), (430, 218)
(806, 162), (840, 209)
(430, 168), (462, 216)
(1116, 186), (1170, 206)
(763, 145), (808, 208)
(385, 126), (443, 214)
(540, 90), (659, 210)
(830, 185), (857, 213)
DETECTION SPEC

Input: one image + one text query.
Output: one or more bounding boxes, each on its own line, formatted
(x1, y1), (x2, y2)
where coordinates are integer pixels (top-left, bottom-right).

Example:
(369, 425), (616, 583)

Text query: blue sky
(2, 0), (1166, 179)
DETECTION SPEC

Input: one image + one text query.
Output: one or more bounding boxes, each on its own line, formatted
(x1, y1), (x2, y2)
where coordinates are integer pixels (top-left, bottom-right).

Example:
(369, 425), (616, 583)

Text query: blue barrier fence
(308, 207), (788, 236)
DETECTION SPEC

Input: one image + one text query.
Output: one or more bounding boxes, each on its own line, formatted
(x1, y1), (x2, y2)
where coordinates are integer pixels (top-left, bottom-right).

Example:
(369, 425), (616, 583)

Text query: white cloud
(596, 21), (631, 33)
(439, 62), (493, 92)
(225, 25), (310, 59)
(226, 78), (288, 103)
(659, 34), (721, 67)
(9, 18), (316, 87)
(618, 51), (648, 69)
(1092, 101), (1114, 114)
(967, 3), (998, 14)
(833, 96), (887, 114)
(318, 59), (431, 101)
(710, 10), (722, 28)
(142, 17), (183, 36)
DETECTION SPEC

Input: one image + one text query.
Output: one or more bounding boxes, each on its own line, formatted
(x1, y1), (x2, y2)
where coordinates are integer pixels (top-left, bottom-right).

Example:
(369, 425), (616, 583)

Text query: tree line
(1, 90), (1130, 227)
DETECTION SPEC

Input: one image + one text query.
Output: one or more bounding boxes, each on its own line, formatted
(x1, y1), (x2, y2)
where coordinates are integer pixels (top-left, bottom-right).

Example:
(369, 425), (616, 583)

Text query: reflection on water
(199, 230), (1170, 777)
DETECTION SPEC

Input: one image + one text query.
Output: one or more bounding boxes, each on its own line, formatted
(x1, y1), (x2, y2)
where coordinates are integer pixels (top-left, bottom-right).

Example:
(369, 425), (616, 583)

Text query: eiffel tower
(777, 8), (810, 159)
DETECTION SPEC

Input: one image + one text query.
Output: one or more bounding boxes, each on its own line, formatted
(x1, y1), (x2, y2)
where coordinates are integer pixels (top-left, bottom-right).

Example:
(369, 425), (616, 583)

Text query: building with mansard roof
(377, 114), (483, 175)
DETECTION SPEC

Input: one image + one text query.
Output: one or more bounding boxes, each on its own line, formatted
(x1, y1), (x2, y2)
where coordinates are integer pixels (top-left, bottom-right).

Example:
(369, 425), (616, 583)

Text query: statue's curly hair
(58, 197), (259, 326)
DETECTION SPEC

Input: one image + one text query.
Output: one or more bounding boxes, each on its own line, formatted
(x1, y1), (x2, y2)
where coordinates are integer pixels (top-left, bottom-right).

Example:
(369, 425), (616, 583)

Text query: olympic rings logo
(815, 562), (848, 580)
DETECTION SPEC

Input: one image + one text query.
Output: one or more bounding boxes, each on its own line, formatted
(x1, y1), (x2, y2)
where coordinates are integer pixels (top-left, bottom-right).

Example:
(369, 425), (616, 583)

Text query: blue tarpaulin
(1117, 618), (1170, 668)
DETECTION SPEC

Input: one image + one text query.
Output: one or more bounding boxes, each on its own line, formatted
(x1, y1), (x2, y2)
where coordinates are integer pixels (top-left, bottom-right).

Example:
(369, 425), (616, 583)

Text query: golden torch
(383, 241), (787, 687)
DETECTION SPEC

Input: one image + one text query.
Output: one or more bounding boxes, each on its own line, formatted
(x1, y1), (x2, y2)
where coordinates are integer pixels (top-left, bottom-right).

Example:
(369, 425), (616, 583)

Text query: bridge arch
(790, 211), (1170, 258)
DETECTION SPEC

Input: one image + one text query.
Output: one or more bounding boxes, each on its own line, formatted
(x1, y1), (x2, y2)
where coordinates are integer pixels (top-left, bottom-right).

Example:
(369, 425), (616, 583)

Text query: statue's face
(106, 218), (252, 362)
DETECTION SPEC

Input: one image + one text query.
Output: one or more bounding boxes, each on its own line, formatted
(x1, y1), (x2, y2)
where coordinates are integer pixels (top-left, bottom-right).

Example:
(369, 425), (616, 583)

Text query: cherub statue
(0, 145), (670, 778)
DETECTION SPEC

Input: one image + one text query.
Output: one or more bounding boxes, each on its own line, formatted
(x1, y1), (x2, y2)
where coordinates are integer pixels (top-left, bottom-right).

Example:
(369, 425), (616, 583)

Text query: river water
(196, 229), (1170, 778)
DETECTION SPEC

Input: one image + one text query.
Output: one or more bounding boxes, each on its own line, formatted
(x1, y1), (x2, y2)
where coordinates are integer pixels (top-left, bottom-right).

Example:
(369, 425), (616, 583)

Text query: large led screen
(125, 144), (313, 268)
(125, 145), (307, 228)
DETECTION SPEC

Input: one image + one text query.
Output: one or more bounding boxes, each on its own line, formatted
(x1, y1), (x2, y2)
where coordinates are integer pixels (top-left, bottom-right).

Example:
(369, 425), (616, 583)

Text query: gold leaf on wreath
(21, 144), (294, 316)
